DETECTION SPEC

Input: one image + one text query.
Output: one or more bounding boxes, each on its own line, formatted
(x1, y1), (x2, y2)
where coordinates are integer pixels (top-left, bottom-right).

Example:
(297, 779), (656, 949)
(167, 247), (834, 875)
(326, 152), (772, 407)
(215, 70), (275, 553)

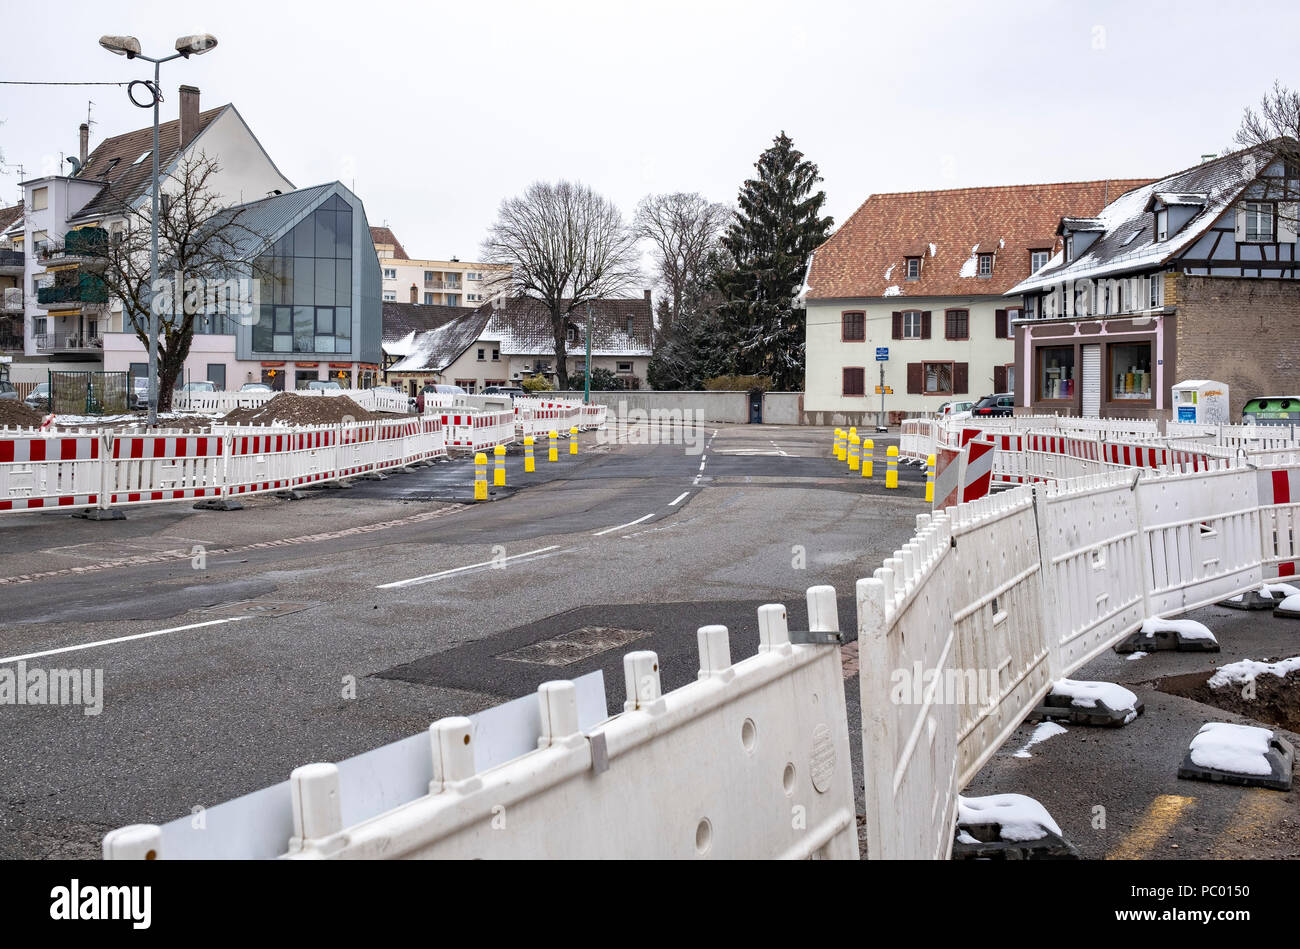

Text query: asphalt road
(0, 422), (925, 858)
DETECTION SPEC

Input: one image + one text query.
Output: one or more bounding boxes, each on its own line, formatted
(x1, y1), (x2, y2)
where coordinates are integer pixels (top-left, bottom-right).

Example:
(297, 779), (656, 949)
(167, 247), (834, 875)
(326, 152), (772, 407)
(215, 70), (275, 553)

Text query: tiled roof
(475, 295), (654, 357)
(370, 226), (409, 260)
(0, 203), (23, 234)
(806, 178), (1151, 300)
(381, 301), (467, 348)
(70, 106), (228, 220)
(387, 308), (494, 373)
(1009, 146), (1278, 294)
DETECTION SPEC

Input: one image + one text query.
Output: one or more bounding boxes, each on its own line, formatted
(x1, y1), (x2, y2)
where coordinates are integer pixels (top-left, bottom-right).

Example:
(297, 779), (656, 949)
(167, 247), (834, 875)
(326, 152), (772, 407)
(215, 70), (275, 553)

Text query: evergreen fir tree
(713, 132), (833, 391)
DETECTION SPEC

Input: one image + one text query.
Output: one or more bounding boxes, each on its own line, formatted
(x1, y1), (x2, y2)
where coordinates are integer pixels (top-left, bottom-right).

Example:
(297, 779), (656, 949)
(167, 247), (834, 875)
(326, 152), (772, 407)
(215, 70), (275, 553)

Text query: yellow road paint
(1106, 794), (1196, 860)
(1210, 789), (1285, 858)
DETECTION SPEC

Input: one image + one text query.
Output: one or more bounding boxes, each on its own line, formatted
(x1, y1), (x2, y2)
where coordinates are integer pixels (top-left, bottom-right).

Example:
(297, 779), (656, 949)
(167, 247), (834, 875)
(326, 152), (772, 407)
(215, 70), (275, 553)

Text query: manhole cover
(200, 600), (314, 619)
(497, 626), (651, 666)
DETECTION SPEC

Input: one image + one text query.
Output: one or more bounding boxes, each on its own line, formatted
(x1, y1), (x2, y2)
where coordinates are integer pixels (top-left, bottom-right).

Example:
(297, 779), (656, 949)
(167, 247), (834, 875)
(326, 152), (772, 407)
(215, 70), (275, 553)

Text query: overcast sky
(3, 0), (1296, 273)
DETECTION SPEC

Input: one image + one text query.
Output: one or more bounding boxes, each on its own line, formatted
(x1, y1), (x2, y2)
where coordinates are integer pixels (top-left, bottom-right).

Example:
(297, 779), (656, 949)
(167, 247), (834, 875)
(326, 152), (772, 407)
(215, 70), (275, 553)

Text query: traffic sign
(875, 385), (894, 394)
(875, 347), (889, 361)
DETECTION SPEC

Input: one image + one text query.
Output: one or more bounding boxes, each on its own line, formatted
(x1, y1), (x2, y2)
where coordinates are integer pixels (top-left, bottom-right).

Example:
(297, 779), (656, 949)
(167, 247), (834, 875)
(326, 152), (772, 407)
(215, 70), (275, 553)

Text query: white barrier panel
(106, 592), (859, 861)
(0, 431), (104, 512)
(104, 432), (226, 507)
(175, 388), (412, 415)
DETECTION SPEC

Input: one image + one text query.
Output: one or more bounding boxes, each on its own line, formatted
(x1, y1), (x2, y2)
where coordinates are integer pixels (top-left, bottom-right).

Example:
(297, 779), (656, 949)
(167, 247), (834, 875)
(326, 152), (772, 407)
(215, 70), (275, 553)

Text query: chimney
(644, 289), (651, 303)
(410, 284), (418, 304)
(79, 123), (89, 165)
(179, 85), (201, 148)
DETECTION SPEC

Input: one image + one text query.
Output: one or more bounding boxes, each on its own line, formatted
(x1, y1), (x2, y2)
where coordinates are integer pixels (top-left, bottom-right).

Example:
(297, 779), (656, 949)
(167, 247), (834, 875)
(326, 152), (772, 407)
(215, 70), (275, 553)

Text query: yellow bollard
(848, 433), (860, 472)
(474, 452), (488, 500)
(548, 431), (558, 462)
(569, 426), (579, 455)
(925, 453), (936, 502)
(493, 444), (506, 487)
(834, 428), (845, 461)
(524, 436), (535, 473)
(885, 445), (899, 489)
(862, 438), (874, 478)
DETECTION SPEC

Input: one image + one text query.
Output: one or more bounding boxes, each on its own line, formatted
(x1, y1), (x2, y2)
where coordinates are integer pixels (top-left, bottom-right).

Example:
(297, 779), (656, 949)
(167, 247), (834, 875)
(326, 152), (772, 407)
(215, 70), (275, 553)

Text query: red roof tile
(370, 226), (409, 260)
(807, 179), (1152, 300)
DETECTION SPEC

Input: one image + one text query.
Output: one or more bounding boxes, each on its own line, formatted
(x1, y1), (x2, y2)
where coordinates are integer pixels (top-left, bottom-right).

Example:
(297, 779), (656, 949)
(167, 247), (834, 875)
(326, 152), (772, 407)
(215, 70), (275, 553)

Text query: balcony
(0, 288), (21, 313)
(423, 279), (462, 291)
(39, 228), (108, 271)
(36, 274), (109, 309)
(0, 249), (23, 276)
(33, 333), (103, 355)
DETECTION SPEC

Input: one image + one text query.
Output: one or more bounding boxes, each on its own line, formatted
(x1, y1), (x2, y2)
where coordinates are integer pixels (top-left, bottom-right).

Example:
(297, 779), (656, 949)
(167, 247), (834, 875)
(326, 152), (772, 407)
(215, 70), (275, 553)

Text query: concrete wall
(762, 391), (803, 424)
(1176, 274), (1300, 417)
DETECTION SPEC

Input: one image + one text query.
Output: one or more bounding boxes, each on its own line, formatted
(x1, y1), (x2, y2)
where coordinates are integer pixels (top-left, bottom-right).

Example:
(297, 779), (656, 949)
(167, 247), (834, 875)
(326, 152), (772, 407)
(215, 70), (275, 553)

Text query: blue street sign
(875, 347), (889, 361)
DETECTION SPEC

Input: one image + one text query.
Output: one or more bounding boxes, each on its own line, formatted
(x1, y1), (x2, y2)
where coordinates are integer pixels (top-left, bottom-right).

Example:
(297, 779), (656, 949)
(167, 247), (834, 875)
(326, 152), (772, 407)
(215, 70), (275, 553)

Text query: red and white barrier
(105, 433), (225, 507)
(0, 433), (104, 511)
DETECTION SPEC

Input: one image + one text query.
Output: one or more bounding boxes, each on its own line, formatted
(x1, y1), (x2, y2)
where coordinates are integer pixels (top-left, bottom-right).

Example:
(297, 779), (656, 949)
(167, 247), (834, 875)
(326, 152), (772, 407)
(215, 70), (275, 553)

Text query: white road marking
(0, 617), (252, 666)
(669, 491), (690, 506)
(593, 513), (655, 536)
(377, 545), (561, 589)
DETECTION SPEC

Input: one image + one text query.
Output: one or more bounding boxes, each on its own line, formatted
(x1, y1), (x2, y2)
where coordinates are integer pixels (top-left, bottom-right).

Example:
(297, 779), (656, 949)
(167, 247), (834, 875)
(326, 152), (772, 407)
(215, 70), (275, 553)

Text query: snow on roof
(387, 309), (492, 373)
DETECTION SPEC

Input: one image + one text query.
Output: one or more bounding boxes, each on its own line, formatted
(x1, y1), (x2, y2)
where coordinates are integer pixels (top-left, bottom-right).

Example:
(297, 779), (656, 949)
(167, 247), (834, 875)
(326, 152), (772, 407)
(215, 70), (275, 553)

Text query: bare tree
(89, 153), (266, 412)
(481, 180), (640, 390)
(1235, 80), (1300, 234)
(634, 192), (731, 335)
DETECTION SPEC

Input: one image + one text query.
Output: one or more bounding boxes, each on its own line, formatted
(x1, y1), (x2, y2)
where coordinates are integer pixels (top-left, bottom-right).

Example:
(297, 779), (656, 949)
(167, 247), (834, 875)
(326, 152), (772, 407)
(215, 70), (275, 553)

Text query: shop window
(1110, 342), (1152, 401)
(1038, 346), (1075, 400)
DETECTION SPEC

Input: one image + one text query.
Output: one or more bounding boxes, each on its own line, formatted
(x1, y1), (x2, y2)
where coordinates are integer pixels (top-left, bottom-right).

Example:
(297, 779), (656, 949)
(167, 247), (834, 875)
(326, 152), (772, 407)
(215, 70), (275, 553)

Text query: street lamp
(99, 33), (217, 426)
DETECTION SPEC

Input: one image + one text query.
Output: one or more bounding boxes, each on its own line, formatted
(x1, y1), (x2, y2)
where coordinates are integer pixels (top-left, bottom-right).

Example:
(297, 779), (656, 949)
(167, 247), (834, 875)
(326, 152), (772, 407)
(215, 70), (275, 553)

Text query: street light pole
(99, 34), (217, 427)
(584, 302), (591, 404)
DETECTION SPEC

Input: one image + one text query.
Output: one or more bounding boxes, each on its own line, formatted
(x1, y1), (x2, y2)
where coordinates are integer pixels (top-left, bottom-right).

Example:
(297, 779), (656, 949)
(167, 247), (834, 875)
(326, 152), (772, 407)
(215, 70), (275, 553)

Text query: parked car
(177, 380), (218, 393)
(415, 383), (466, 413)
(24, 382), (50, 411)
(239, 382), (274, 393)
(306, 380), (342, 391)
(129, 378), (149, 410)
(936, 400), (974, 418)
(971, 393), (1014, 417)
(0, 380), (16, 400)
(481, 386), (525, 400)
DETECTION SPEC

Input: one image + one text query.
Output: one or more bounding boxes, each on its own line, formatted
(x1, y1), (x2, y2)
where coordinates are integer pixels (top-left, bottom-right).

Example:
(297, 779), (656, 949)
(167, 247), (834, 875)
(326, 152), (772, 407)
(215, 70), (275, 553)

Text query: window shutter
(907, 362), (923, 394)
(1235, 206), (1248, 242)
(921, 311), (932, 339)
(892, 312), (902, 339)
(954, 362), (969, 394)
(1279, 203), (1299, 244)
(995, 309), (1008, 338)
(993, 365), (1007, 392)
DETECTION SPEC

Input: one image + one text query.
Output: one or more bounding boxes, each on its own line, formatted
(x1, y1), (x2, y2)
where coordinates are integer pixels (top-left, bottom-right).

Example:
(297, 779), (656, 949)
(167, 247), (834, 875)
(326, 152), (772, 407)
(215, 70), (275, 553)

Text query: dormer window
(977, 253), (993, 277)
(1244, 202), (1275, 242)
(566, 325), (578, 344)
(1065, 236), (1075, 262)
(905, 257), (921, 280)
(1155, 209), (1168, 242)
(1030, 249), (1050, 272)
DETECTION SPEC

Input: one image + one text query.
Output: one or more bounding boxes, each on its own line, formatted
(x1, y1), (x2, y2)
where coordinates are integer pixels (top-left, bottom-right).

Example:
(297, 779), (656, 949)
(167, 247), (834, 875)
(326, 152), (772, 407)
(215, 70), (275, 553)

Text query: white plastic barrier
(0, 431), (105, 512)
(174, 388), (412, 415)
(105, 591), (859, 861)
(860, 460), (1298, 859)
(899, 419), (939, 463)
(103, 432), (226, 508)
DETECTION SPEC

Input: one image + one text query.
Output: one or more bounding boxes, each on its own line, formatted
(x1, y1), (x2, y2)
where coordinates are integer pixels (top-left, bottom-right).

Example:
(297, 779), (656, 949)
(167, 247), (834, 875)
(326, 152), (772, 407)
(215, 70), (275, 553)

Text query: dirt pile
(220, 393), (386, 426)
(1158, 664), (1300, 733)
(0, 400), (47, 429)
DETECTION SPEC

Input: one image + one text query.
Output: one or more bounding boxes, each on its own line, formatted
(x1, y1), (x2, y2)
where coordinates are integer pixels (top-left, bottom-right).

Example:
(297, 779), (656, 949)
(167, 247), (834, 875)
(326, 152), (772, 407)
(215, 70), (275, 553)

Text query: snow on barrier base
(105, 589), (858, 860)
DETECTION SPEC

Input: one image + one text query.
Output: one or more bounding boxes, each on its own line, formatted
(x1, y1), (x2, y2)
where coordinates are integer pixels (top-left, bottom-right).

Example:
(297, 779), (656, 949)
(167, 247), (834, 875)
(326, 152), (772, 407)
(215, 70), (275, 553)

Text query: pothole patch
(496, 626), (652, 666)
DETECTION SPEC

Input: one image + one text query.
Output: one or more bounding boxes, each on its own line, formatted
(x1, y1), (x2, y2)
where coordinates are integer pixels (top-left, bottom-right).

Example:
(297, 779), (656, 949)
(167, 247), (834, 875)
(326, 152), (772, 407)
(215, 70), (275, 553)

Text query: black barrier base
(953, 824), (1081, 860)
(1114, 629), (1220, 653)
(192, 498), (243, 512)
(1221, 590), (1279, 611)
(1035, 693), (1143, 727)
(71, 507), (125, 520)
(1178, 733), (1295, 791)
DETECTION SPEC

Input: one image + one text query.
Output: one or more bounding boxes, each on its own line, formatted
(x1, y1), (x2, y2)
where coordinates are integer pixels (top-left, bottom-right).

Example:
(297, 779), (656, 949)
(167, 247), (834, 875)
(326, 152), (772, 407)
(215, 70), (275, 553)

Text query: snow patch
(958, 244), (980, 278)
(1188, 722), (1275, 776)
(928, 242), (937, 258)
(883, 263), (895, 281)
(1208, 656), (1300, 690)
(1126, 651), (1148, 661)
(882, 285), (903, 297)
(1051, 678), (1139, 711)
(1140, 617), (1217, 642)
(958, 793), (1061, 842)
(1276, 593), (1300, 613)
(1013, 721), (1067, 758)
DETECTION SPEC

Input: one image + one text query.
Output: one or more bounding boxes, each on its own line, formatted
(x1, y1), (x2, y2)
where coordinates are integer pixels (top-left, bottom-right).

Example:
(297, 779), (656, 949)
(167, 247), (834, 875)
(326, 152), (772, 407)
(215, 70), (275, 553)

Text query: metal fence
(49, 370), (128, 415)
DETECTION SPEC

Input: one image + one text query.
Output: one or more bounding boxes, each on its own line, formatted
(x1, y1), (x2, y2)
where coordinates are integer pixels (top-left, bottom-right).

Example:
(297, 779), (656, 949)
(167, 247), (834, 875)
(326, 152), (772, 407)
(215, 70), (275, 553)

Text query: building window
(1110, 341), (1152, 401)
(842, 367), (865, 396)
(944, 309), (968, 340)
(455, 378), (476, 392)
(383, 291), (396, 301)
(1038, 346), (1075, 400)
(207, 364), (226, 390)
(616, 361), (632, 373)
(1244, 202), (1275, 242)
(425, 270), (435, 282)
(31, 187), (48, 211)
(977, 254), (993, 277)
(446, 294), (459, 306)
(477, 348), (486, 361)
(491, 348), (500, 361)
(905, 257), (921, 280)
(1026, 295), (1038, 319)
(467, 293), (482, 302)
(424, 293), (434, 304)
(467, 272), (482, 281)
(902, 311), (922, 339)
(841, 311), (865, 341)
(1065, 236), (1074, 262)
(383, 268), (397, 280)
(1149, 275), (1163, 308)
(1155, 209), (1168, 241)
(1030, 250), (1050, 272)
(924, 362), (953, 394)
